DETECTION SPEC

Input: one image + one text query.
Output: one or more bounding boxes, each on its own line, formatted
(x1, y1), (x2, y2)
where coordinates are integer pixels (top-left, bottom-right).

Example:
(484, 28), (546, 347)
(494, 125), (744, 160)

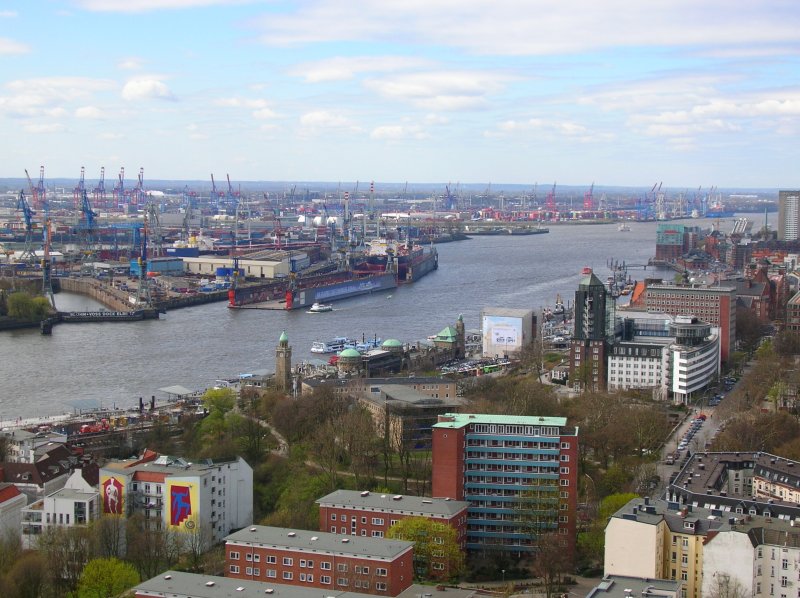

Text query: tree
(6, 551), (47, 598)
(578, 493), (638, 567)
(706, 573), (749, 598)
(6, 292), (51, 321)
(125, 514), (182, 579)
(530, 532), (571, 598)
(386, 517), (464, 581)
(76, 557), (139, 598)
(38, 525), (94, 595)
(92, 514), (125, 559)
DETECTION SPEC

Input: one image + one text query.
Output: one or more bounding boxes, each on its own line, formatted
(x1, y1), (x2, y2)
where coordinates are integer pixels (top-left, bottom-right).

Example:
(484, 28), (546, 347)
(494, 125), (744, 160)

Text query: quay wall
(58, 277), (131, 311)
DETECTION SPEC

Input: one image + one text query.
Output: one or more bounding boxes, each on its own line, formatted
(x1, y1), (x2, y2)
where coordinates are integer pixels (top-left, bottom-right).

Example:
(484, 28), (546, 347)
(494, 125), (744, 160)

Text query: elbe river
(0, 220), (678, 421)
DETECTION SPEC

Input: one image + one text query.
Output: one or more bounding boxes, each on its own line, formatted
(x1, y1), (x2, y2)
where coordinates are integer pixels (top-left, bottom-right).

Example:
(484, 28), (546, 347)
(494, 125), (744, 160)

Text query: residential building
(778, 190), (800, 242)
(668, 316), (720, 405)
(0, 483), (26, 538)
(587, 575), (681, 598)
(569, 267), (613, 391)
(0, 443), (90, 501)
(431, 413), (579, 559)
(224, 526), (414, 597)
(21, 470), (100, 548)
(641, 283), (736, 362)
(0, 429), (68, 463)
(316, 489), (468, 545)
(99, 451), (253, 543)
(133, 571), (484, 598)
(787, 291), (800, 335)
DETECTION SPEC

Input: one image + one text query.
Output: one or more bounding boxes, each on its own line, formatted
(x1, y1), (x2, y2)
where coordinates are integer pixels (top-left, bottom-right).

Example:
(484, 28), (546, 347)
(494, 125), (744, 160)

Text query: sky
(1, 0), (798, 189)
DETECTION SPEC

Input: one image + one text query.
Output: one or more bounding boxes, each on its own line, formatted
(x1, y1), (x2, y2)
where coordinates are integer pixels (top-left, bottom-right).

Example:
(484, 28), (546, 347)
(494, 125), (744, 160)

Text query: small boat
(618, 222), (631, 232)
(311, 337), (354, 353)
(308, 302), (333, 313)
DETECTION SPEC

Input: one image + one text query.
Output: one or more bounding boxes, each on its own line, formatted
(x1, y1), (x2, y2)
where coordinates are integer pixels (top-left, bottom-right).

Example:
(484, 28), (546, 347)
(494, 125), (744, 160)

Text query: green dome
(278, 331), (288, 342)
(381, 339), (403, 348)
(339, 348), (361, 358)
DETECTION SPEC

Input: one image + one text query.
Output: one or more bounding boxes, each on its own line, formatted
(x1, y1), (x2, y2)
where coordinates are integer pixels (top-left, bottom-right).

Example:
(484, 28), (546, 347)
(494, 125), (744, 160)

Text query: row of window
(471, 424), (561, 436)
(229, 567), (388, 590)
(330, 514), (395, 526)
(230, 553), (389, 576)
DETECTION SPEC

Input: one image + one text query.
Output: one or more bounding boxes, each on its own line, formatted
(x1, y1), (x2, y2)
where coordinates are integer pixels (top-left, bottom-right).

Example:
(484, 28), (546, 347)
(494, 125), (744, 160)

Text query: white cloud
(0, 37), (29, 55)
(121, 78), (175, 101)
(215, 96), (278, 120)
(75, 0), (251, 13)
(489, 116), (599, 142)
(370, 124), (429, 140)
(290, 56), (432, 83)
(24, 123), (66, 134)
(75, 106), (106, 119)
(252, 0), (800, 57)
(118, 57), (143, 70)
(300, 110), (353, 128)
(0, 77), (115, 118)
(0, 11), (18, 18)
(364, 71), (511, 110)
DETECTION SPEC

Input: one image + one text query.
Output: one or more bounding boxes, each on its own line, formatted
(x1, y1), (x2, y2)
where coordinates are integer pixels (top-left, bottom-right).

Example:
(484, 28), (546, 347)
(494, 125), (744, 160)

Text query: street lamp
(501, 569), (505, 584)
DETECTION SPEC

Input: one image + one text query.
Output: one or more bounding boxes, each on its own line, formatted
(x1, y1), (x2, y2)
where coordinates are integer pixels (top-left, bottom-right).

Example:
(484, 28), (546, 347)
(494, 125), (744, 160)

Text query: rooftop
(225, 526), (413, 559)
(316, 490), (468, 517)
(433, 413), (568, 429)
(587, 575), (682, 597)
(134, 572), (481, 598)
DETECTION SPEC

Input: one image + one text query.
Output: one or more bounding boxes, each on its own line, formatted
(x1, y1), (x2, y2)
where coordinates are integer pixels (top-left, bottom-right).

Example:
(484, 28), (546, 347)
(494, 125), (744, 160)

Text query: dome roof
(381, 339), (403, 348)
(339, 348), (361, 358)
(278, 331), (288, 342)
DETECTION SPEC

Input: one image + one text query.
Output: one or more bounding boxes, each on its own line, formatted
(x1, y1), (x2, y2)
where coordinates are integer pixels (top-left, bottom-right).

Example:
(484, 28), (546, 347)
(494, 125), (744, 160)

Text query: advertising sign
(483, 315), (523, 349)
(100, 475), (126, 515)
(166, 480), (199, 530)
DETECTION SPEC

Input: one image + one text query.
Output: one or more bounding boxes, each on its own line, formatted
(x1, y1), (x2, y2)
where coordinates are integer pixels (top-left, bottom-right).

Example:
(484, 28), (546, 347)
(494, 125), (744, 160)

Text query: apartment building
(431, 413), (579, 559)
(224, 526), (414, 597)
(99, 451), (253, 543)
(317, 490), (468, 545)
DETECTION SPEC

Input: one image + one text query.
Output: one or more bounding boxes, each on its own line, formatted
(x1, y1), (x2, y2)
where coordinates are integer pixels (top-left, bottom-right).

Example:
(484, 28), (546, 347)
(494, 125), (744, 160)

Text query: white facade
(604, 516), (663, 579)
(99, 455), (253, 544)
(670, 333), (719, 404)
(182, 256), (291, 278)
(702, 528), (755, 597)
(607, 342), (670, 396)
(0, 486), (26, 540)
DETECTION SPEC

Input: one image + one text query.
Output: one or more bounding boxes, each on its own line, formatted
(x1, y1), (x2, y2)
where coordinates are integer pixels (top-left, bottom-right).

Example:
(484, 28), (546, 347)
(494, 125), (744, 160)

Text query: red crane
(113, 167), (125, 207)
(545, 182), (557, 214)
(583, 182), (594, 211)
(93, 167), (107, 208)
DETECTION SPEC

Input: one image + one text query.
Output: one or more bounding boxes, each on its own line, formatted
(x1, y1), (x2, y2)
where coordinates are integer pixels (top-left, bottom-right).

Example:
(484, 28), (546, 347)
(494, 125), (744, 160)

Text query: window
(337, 578), (349, 586)
(372, 530), (384, 537)
(253, 554), (260, 563)
(321, 562), (331, 570)
(246, 554), (253, 562)
(230, 565), (240, 574)
(283, 557), (293, 566)
(372, 517), (385, 525)
(560, 454), (569, 462)
(253, 568), (260, 577)
(376, 568), (388, 577)
(559, 479), (569, 486)
(432, 563), (445, 570)
(266, 556), (276, 564)
(377, 582), (387, 591)
(307, 560), (313, 569)
(781, 576), (787, 588)
(331, 513), (337, 520)
(681, 572), (688, 581)
(362, 566), (369, 575)
(338, 563), (348, 572)
(300, 559), (307, 568)
(331, 526), (337, 532)
(321, 576), (331, 584)
(560, 467), (569, 474)
(267, 570), (277, 578)
(230, 551), (240, 560)
(246, 567), (253, 576)
(283, 572), (293, 580)
(300, 573), (306, 582)
(307, 574), (313, 583)
(361, 517), (367, 524)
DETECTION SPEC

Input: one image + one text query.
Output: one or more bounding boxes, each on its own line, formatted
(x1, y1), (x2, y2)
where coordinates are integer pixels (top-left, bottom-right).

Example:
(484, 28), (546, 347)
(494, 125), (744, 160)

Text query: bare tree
(530, 532), (571, 598)
(92, 514), (126, 558)
(706, 573), (749, 598)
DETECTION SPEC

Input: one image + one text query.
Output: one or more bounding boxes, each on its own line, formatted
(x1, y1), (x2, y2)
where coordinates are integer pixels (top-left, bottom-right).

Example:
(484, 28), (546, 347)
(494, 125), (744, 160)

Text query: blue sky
(1, 0), (798, 188)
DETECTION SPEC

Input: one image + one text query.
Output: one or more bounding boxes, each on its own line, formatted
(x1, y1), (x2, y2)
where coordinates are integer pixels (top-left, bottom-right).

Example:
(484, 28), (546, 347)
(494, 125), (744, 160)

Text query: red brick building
(316, 490), (468, 546)
(225, 526), (414, 596)
(431, 414), (579, 561)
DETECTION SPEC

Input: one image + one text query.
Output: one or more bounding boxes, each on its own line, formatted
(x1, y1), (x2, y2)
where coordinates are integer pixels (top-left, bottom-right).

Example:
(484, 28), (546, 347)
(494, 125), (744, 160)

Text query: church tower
(455, 313), (466, 359)
(275, 331), (292, 393)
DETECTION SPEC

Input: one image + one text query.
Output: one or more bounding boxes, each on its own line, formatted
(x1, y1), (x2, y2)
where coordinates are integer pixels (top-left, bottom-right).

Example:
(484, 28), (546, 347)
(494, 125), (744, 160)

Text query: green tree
(6, 292), (51, 321)
(6, 551), (47, 598)
(578, 492), (638, 566)
(386, 517), (464, 581)
(77, 557), (140, 598)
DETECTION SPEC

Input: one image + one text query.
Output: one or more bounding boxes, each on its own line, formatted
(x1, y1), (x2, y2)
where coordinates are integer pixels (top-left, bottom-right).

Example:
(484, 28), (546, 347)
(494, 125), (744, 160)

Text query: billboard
(100, 475), (126, 515)
(483, 315), (523, 349)
(166, 479), (199, 530)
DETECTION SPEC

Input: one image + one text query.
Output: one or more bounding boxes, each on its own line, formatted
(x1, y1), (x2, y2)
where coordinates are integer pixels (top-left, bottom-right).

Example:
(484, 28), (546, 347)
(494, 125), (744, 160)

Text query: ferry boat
(308, 302), (333, 313)
(310, 337), (354, 353)
(618, 222), (631, 232)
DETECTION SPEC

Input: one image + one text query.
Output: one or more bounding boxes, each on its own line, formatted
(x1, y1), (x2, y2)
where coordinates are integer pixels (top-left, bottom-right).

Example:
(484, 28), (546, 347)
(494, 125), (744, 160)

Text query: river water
(0, 220), (671, 420)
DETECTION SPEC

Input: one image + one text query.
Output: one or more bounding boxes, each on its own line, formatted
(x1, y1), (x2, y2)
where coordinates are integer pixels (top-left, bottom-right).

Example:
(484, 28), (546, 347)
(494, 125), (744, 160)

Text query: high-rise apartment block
(431, 413), (579, 559)
(778, 190), (800, 241)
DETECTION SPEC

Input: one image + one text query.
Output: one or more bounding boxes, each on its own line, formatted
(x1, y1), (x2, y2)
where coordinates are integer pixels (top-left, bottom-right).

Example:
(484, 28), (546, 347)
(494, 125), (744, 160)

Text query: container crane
(113, 167), (125, 208)
(93, 167), (107, 208)
(73, 166), (86, 210)
(545, 182), (557, 216)
(15, 189), (37, 263)
(132, 167), (145, 208)
(77, 189), (98, 263)
(225, 173), (239, 215)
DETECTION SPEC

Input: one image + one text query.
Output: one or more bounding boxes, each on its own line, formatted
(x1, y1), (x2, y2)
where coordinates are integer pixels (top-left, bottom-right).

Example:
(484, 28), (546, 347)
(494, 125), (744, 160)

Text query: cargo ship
(228, 268), (397, 309)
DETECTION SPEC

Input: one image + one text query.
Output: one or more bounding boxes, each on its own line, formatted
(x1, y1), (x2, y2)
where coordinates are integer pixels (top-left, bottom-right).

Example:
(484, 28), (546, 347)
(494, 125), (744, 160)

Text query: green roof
(435, 325), (458, 342)
(339, 348), (361, 358)
(278, 331), (288, 342)
(433, 413), (568, 429)
(382, 339), (403, 348)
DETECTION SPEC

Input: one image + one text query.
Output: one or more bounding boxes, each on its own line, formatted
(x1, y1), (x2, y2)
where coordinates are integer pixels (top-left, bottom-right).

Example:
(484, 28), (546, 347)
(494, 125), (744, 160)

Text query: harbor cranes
(545, 182), (557, 215)
(113, 167), (125, 208)
(583, 182), (594, 211)
(77, 189), (98, 263)
(93, 167), (107, 208)
(15, 189), (37, 263)
(73, 166), (86, 210)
